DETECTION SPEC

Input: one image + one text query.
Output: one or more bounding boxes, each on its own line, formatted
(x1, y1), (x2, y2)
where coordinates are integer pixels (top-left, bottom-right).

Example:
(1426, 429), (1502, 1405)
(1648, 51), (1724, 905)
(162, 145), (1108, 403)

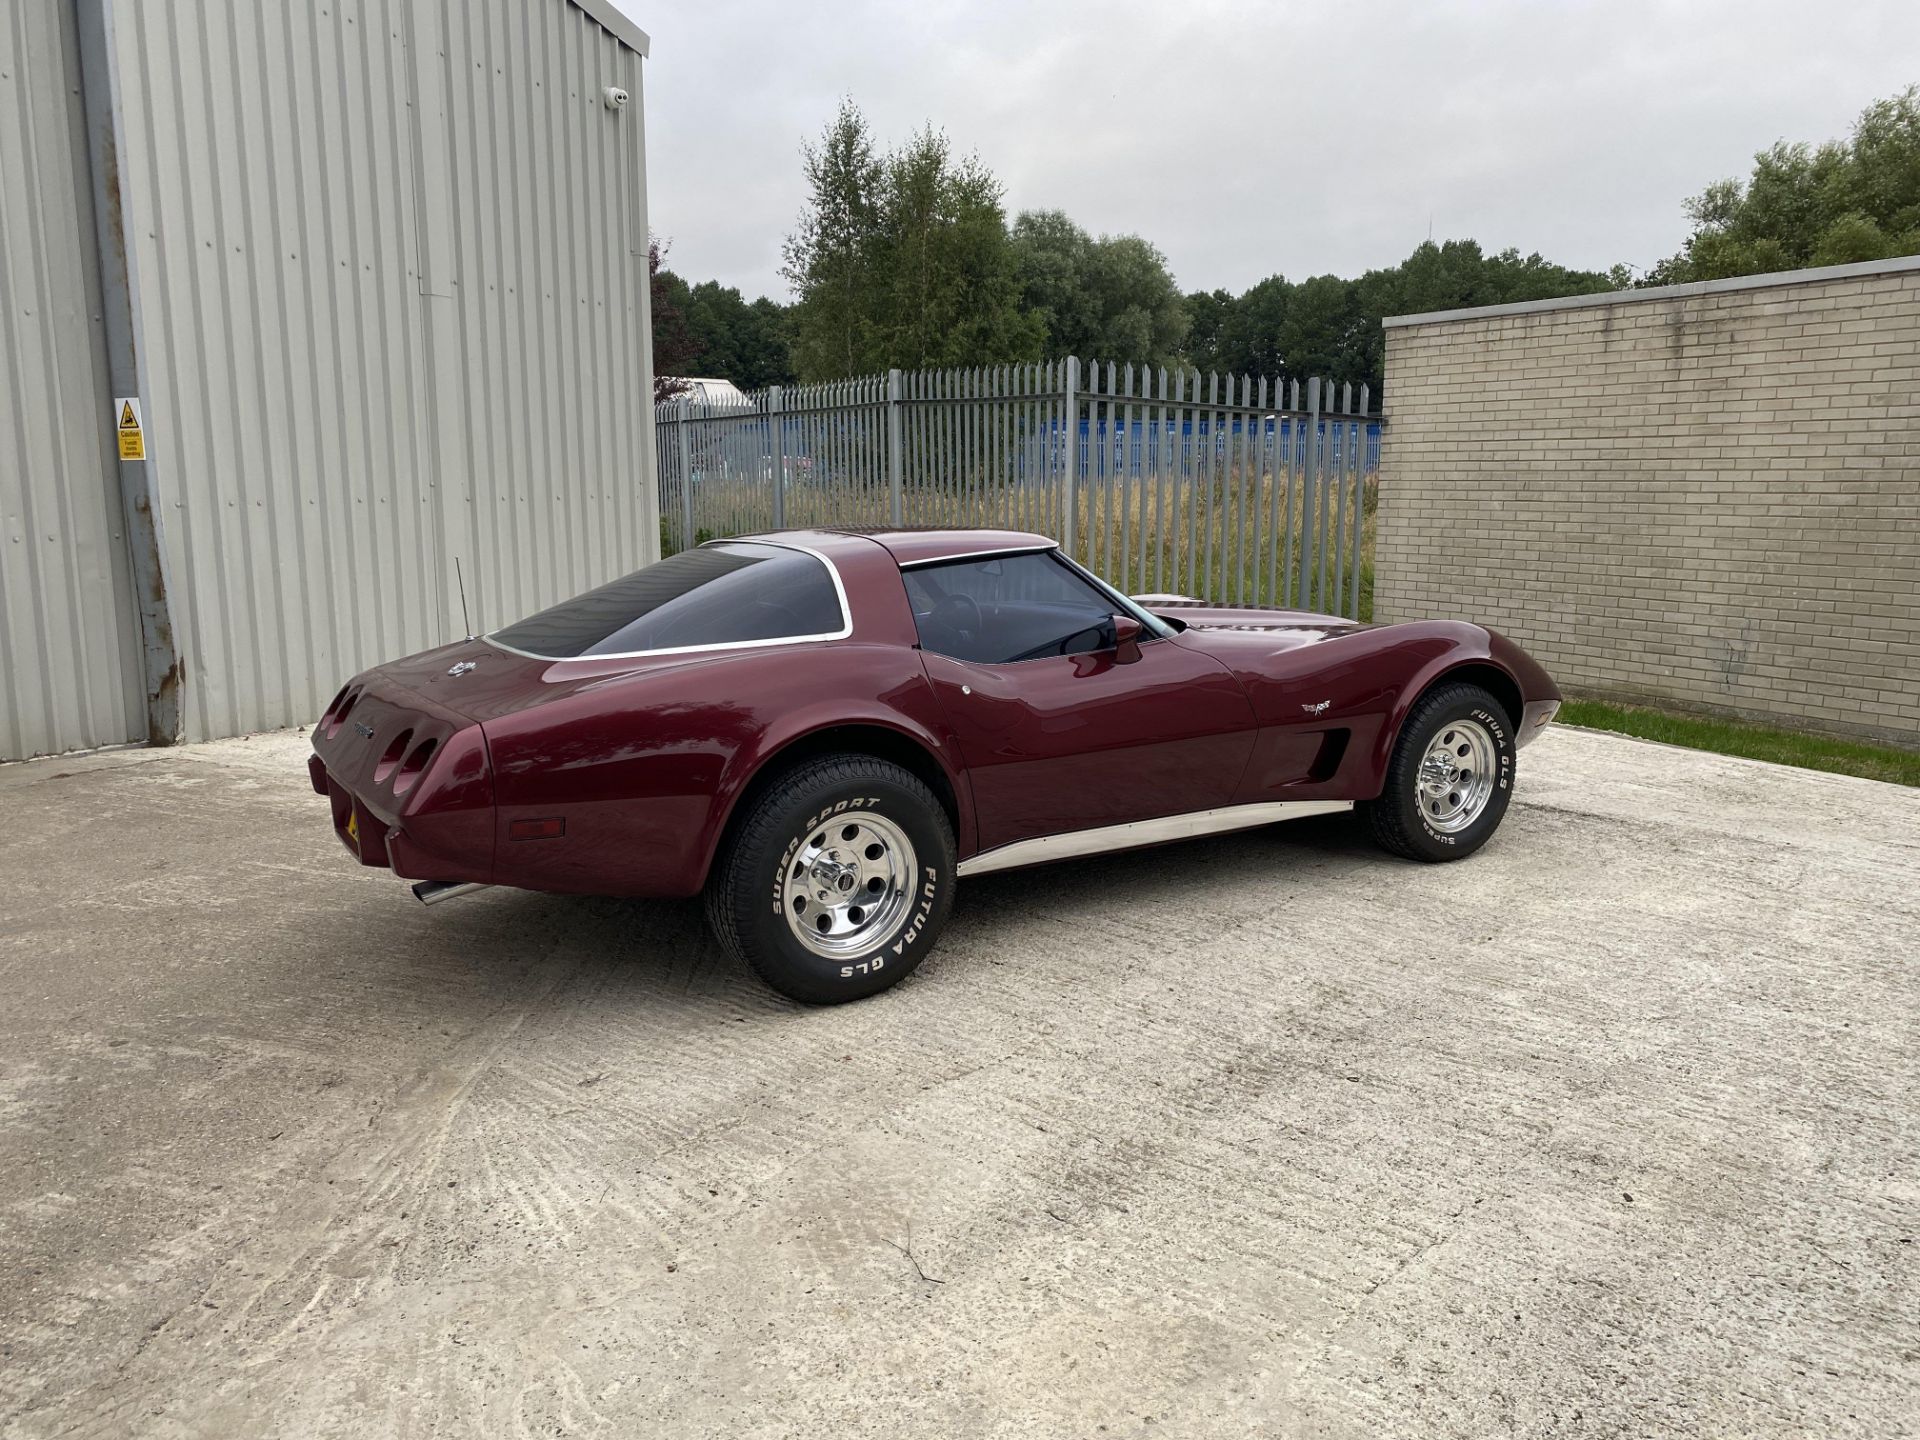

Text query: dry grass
(668, 470), (1378, 619)
(1062, 472), (1377, 620)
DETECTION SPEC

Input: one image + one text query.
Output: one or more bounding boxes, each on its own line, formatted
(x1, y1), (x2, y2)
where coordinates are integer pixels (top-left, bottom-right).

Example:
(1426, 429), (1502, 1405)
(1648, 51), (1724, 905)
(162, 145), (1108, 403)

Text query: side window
(905, 551), (1120, 664)
(490, 541), (845, 658)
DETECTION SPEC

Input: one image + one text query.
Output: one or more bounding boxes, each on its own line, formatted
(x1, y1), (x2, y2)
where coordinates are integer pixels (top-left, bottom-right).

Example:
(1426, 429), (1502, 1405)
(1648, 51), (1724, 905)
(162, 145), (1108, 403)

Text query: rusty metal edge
(75, 0), (181, 747)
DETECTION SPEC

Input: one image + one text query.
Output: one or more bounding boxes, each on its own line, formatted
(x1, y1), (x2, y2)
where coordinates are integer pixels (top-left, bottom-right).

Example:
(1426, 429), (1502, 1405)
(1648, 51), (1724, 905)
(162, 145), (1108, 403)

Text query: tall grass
(1062, 469), (1377, 620)
(667, 468), (1378, 620)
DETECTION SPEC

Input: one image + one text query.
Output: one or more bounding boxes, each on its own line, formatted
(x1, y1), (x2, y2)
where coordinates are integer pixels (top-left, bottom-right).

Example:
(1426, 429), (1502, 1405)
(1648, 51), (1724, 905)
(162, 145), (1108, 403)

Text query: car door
(904, 550), (1258, 855)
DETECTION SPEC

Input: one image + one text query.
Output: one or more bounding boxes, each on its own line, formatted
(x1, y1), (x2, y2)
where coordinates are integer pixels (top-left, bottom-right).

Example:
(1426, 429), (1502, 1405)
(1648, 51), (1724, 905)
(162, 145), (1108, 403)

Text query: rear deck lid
(312, 653), (481, 811)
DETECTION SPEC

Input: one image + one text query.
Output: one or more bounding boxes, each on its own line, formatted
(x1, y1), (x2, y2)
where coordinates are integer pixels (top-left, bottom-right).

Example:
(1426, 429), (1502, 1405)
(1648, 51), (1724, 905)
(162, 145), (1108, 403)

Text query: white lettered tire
(705, 755), (956, 1003)
(1363, 682), (1516, 862)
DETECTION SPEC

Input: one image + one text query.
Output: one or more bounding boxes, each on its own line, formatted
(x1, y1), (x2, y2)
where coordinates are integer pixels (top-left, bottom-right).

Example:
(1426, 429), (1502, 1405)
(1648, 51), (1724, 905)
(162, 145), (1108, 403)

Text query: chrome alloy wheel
(781, 811), (918, 958)
(1416, 717), (1498, 834)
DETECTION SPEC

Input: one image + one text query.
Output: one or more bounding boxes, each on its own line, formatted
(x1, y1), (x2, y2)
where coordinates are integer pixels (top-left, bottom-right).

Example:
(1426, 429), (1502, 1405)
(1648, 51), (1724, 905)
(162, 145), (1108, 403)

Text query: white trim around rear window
(482, 538), (854, 663)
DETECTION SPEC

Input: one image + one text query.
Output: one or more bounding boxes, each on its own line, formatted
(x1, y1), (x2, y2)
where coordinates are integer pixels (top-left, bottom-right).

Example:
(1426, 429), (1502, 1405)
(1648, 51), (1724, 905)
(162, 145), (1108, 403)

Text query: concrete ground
(1, 726), (1915, 1440)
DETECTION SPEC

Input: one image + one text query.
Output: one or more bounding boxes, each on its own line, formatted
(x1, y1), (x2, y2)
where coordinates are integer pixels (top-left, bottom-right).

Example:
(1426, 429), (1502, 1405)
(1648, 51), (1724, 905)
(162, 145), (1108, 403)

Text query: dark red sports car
(310, 528), (1559, 1002)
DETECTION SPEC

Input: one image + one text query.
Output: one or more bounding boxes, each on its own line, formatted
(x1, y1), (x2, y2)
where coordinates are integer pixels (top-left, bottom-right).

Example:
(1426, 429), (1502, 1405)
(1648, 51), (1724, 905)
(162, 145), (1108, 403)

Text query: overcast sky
(614, 0), (1919, 301)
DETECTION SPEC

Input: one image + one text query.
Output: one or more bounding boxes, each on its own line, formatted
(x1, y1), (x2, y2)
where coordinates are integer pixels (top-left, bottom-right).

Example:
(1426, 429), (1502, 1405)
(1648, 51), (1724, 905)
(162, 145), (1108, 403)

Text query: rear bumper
(308, 696), (497, 885)
(310, 749), (477, 878)
(309, 751), (392, 867)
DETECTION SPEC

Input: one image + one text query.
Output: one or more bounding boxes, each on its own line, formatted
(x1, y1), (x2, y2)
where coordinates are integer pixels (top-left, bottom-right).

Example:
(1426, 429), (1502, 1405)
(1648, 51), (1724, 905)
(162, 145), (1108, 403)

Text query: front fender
(1363, 623), (1504, 787)
(1362, 624), (1562, 789)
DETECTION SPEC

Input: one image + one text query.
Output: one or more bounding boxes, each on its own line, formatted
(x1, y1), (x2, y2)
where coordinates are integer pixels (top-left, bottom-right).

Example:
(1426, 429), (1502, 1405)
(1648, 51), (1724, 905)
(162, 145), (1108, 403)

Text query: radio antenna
(455, 557), (473, 639)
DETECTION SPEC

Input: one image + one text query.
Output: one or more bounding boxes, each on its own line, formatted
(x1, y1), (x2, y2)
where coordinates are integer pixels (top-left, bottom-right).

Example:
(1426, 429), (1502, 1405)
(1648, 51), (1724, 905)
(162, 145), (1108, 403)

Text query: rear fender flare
(696, 706), (973, 890)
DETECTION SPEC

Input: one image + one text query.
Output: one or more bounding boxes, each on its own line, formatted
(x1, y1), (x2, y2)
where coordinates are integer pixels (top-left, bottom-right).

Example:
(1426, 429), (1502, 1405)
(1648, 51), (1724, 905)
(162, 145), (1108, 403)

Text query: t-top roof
(827, 527), (1057, 568)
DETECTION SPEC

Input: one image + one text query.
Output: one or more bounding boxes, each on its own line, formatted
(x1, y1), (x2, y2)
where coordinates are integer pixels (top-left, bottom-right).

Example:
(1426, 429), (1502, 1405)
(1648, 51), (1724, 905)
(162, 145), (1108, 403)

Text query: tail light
(373, 728), (414, 784)
(392, 738), (438, 797)
(322, 684), (363, 739)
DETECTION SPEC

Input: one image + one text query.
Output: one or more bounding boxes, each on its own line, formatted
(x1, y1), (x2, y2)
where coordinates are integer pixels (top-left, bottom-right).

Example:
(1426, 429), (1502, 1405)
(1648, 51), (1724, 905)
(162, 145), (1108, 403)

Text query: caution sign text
(115, 397), (146, 461)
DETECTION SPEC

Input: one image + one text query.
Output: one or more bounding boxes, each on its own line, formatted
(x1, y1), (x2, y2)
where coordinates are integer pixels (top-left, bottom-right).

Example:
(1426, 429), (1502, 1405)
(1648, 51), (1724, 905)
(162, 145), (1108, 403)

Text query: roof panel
(566, 0), (650, 56)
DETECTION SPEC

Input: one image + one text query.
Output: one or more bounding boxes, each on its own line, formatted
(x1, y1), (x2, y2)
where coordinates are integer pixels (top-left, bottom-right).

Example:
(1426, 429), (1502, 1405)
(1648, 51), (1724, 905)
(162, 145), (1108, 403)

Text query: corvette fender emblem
(1301, 699), (1332, 716)
(448, 660), (478, 677)
(353, 721), (376, 739)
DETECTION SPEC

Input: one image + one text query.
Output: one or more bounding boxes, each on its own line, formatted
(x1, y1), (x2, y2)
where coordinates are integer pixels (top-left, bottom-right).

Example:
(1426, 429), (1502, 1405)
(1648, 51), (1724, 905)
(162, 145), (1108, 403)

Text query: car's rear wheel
(1363, 682), (1515, 862)
(705, 754), (955, 1004)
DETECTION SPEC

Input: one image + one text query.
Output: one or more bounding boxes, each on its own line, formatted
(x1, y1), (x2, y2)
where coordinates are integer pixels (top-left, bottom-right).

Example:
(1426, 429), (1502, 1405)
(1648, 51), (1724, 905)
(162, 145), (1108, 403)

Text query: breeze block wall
(1375, 257), (1920, 748)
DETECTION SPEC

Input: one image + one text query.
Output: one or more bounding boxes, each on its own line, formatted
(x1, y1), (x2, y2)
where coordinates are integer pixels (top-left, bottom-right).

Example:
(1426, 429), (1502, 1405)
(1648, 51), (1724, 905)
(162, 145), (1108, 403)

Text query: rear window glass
(489, 542), (845, 658)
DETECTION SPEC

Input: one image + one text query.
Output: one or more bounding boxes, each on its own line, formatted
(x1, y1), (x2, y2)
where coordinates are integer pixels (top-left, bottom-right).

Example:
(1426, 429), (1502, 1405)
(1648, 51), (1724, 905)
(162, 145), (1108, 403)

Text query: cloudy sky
(614, 0), (1919, 301)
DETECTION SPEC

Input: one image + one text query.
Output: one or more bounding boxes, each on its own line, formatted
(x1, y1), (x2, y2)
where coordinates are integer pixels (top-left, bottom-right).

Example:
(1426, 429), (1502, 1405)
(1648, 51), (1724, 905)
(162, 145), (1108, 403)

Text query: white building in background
(667, 378), (754, 409)
(0, 0), (656, 760)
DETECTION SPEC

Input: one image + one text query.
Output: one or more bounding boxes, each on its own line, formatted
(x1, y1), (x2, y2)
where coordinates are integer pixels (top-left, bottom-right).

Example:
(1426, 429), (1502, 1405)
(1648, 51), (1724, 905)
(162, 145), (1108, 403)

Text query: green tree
(879, 127), (1042, 369)
(782, 102), (1039, 380)
(649, 237), (697, 401)
(1275, 274), (1369, 384)
(1181, 287), (1235, 373)
(1215, 274), (1294, 377)
(1010, 210), (1189, 367)
(1189, 240), (1619, 398)
(1358, 238), (1620, 318)
(781, 100), (884, 380)
(660, 271), (796, 390)
(1650, 85), (1920, 283)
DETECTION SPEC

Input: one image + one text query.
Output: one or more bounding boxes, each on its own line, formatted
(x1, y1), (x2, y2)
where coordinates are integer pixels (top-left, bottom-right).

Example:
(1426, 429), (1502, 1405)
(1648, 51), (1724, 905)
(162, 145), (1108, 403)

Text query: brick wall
(1376, 258), (1920, 747)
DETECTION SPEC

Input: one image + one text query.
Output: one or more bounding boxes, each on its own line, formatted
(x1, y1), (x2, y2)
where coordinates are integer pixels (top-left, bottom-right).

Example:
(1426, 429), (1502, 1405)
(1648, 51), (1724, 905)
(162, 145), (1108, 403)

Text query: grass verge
(1557, 699), (1920, 787)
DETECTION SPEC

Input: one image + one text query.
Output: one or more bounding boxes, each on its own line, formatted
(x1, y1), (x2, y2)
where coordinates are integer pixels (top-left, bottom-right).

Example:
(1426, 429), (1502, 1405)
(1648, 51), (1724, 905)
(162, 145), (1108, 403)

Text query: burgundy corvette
(310, 528), (1559, 1002)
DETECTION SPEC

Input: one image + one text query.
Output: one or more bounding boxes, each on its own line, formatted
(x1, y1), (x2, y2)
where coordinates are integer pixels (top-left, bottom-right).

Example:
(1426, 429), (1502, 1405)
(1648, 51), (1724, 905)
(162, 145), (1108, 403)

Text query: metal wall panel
(0, 0), (144, 760)
(432, 0), (656, 639)
(103, 0), (653, 741)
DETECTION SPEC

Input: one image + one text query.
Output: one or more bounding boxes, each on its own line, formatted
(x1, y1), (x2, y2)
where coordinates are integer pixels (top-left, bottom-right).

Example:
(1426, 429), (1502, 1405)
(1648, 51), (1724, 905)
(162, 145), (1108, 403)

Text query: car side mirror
(1110, 613), (1143, 663)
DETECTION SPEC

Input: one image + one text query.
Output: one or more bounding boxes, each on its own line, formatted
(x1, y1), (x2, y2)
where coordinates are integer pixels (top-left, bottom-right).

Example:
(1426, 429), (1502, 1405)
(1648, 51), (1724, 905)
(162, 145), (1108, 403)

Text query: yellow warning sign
(115, 397), (145, 461)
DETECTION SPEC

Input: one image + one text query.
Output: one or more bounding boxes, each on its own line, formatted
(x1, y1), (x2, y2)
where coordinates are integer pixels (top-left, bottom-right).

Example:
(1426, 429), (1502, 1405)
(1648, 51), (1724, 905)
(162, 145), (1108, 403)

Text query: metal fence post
(886, 369), (904, 526)
(1351, 384), (1370, 620)
(769, 386), (785, 529)
(655, 361), (1372, 596)
(1061, 356), (1079, 556)
(1299, 377), (1321, 611)
(676, 398), (693, 552)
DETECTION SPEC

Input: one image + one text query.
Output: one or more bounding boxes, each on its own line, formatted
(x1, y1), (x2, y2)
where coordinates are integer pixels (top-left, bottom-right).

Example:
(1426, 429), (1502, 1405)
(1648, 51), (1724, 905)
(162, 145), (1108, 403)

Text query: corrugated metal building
(1, 0), (656, 761)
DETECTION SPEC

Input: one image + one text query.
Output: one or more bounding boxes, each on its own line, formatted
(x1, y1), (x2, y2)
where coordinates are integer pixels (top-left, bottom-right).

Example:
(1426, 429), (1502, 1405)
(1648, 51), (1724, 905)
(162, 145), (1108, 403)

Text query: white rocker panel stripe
(955, 800), (1355, 878)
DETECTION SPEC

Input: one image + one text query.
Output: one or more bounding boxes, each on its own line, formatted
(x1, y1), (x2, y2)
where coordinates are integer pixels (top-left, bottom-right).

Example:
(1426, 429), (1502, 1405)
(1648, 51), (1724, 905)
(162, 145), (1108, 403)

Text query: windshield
(488, 542), (847, 659)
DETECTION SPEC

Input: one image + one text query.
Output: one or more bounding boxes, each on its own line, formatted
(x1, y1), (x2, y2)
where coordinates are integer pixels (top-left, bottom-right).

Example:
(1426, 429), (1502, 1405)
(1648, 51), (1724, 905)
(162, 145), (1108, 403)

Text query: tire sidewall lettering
(761, 786), (948, 983)
(1413, 704), (1513, 846)
(1470, 705), (1515, 793)
(723, 757), (957, 1004)
(851, 865), (943, 976)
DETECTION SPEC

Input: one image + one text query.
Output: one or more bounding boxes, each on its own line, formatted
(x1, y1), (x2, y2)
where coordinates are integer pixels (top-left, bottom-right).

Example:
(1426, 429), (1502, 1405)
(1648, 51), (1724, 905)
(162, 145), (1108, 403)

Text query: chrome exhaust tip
(411, 880), (491, 906)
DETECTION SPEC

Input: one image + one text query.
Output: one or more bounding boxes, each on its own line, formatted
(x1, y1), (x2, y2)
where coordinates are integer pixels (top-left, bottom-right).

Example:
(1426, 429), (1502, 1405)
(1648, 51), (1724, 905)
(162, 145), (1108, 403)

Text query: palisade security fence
(655, 359), (1381, 618)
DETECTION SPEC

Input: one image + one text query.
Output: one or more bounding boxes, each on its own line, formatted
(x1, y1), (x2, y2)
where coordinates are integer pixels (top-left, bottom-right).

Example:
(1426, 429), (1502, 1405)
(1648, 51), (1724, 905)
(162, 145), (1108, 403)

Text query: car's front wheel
(1362, 682), (1516, 862)
(705, 754), (956, 1004)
